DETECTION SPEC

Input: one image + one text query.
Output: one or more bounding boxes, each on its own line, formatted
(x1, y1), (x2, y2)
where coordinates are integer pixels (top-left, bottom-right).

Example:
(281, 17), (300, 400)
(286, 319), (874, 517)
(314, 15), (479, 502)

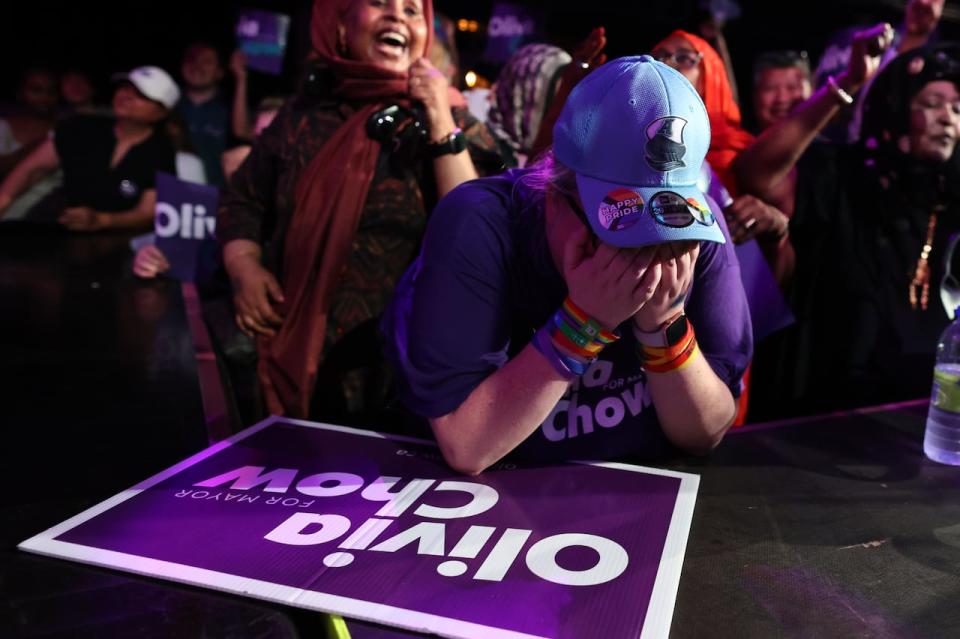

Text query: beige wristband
(827, 75), (854, 106)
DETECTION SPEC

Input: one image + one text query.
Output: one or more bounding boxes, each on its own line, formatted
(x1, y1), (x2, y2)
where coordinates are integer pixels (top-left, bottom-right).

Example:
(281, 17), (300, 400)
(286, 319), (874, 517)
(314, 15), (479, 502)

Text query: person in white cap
(0, 65), (180, 232)
(383, 56), (752, 474)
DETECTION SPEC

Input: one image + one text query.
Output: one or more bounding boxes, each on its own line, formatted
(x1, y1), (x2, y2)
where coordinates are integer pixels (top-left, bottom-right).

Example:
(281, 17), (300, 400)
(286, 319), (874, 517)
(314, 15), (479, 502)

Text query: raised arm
(229, 50), (255, 142)
(0, 137), (59, 217)
(734, 23), (893, 202)
(409, 58), (479, 197)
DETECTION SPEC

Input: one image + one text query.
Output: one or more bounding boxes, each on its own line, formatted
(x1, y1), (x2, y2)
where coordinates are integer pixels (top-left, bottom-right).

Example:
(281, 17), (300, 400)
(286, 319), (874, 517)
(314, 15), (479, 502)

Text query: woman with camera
(218, 0), (500, 422)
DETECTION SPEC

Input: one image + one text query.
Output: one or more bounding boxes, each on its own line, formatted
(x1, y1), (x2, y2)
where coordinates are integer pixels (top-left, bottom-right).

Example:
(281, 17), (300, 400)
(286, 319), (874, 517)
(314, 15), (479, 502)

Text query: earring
(337, 27), (347, 56)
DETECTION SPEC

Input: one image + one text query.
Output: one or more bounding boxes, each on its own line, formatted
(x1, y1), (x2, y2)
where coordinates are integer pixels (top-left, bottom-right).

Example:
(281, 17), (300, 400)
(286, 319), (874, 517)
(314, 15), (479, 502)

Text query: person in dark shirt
(176, 42), (252, 186)
(0, 66), (178, 232)
(740, 40), (960, 413)
(801, 44), (960, 408)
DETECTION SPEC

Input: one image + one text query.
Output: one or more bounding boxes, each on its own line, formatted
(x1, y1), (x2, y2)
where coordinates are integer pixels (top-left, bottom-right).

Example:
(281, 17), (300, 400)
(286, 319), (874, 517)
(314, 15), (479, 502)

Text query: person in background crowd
(831, 43), (960, 405)
(527, 27), (607, 160)
(428, 13), (459, 87)
(653, 30), (789, 273)
(0, 66), (178, 231)
(134, 92), (282, 431)
(0, 67), (58, 179)
(486, 43), (571, 168)
(383, 56), (751, 474)
(217, 0), (501, 423)
(220, 96), (285, 182)
(134, 96), (285, 280)
(752, 50), (813, 132)
(59, 69), (99, 116)
(653, 30), (752, 195)
(816, 0), (944, 142)
(177, 42), (252, 186)
(691, 0), (743, 106)
(901, 0), (945, 52)
(736, 29), (955, 416)
(454, 28), (608, 160)
(735, 24), (894, 218)
(653, 28), (792, 425)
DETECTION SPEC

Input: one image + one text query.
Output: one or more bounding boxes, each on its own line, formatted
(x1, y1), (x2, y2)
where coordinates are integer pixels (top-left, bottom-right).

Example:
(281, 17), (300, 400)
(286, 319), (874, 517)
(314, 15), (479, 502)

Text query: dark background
(4, 1), (960, 122)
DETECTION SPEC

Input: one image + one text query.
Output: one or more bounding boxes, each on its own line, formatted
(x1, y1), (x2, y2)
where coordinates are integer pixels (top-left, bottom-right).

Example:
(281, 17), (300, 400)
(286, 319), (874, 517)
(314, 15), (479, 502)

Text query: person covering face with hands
(384, 56), (752, 474)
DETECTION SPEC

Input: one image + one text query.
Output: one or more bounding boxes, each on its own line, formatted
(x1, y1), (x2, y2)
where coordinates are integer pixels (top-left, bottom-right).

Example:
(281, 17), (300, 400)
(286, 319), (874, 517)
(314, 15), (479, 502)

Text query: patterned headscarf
(488, 44), (572, 158)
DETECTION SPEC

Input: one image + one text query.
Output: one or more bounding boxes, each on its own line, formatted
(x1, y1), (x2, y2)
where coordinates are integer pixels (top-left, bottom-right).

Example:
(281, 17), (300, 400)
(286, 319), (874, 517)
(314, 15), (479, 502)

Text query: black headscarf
(861, 43), (960, 161)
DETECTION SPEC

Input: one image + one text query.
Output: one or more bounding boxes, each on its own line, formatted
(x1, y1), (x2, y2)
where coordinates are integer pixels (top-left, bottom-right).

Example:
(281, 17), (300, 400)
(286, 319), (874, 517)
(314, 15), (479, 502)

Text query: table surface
(2, 225), (959, 639)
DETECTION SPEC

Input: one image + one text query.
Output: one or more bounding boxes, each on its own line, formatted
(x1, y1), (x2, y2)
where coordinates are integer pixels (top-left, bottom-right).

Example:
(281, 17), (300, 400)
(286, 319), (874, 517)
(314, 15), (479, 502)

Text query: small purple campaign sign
(483, 2), (544, 63)
(18, 417), (699, 639)
(154, 172), (218, 282)
(236, 9), (291, 76)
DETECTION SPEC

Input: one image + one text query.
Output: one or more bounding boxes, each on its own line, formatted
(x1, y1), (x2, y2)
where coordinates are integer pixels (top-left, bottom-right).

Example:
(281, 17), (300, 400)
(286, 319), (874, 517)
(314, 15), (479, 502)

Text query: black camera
(366, 104), (429, 151)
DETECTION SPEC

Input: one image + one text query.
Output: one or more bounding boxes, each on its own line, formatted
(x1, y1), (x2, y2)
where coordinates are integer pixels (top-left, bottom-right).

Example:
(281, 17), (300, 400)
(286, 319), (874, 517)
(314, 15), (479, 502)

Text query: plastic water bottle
(924, 314), (960, 465)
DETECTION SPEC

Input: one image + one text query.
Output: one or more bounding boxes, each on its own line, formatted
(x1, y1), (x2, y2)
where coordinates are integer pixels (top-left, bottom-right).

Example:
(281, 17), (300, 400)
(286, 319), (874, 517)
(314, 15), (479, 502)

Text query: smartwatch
(633, 313), (689, 348)
(427, 127), (466, 158)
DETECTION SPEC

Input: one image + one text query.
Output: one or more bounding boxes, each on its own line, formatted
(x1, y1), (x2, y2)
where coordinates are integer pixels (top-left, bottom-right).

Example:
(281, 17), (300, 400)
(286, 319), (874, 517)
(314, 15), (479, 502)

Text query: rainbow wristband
(636, 320), (699, 373)
(551, 328), (602, 361)
(552, 316), (604, 356)
(643, 339), (700, 373)
(562, 298), (619, 344)
(531, 326), (587, 380)
(635, 316), (699, 373)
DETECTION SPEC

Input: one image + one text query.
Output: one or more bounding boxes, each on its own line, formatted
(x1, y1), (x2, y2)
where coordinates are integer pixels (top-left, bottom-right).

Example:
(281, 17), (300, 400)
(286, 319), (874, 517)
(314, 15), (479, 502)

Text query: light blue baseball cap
(553, 55), (724, 248)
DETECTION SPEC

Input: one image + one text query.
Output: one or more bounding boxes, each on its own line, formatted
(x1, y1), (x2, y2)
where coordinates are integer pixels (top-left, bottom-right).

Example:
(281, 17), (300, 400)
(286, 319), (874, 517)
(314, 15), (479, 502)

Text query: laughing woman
(218, 0), (501, 423)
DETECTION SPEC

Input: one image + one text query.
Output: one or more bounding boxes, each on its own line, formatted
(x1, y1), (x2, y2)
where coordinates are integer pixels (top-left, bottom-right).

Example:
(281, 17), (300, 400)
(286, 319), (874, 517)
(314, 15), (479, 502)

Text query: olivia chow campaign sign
(19, 417), (698, 639)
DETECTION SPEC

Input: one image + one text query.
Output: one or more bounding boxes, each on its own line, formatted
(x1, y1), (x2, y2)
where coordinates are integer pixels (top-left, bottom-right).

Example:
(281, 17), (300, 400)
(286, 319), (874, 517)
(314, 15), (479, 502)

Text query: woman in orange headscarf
(652, 30), (755, 195)
(218, 0), (500, 423)
(652, 30), (791, 425)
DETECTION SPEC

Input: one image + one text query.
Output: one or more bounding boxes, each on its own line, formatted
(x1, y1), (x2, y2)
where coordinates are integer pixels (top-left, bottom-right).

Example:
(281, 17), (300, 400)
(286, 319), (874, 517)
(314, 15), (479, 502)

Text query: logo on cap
(650, 191), (694, 227)
(119, 179), (139, 198)
(645, 116), (687, 171)
(685, 197), (716, 226)
(598, 188), (644, 231)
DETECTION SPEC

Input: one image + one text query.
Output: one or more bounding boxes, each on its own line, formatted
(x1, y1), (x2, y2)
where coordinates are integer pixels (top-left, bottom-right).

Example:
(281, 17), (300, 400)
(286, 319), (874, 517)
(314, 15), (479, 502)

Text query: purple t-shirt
(383, 169), (753, 464)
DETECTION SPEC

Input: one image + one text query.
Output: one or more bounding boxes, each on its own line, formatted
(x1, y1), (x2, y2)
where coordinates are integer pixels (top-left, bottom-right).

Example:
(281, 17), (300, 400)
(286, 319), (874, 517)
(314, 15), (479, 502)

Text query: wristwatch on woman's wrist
(427, 127), (466, 158)
(633, 313), (689, 348)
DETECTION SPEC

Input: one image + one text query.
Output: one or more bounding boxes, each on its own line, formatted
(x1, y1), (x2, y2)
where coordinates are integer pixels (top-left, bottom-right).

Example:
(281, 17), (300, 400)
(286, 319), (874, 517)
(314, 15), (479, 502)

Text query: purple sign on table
(154, 172), (218, 282)
(236, 9), (291, 76)
(19, 417), (698, 639)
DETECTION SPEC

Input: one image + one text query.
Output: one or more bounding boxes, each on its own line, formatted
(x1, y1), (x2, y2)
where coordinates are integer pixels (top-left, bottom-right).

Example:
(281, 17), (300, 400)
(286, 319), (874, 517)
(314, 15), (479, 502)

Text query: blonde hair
(514, 148), (578, 216)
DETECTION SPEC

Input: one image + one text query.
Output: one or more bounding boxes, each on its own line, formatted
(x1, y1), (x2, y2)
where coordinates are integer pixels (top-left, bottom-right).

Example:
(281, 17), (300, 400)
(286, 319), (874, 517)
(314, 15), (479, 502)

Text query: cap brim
(110, 73), (173, 110)
(575, 173), (725, 248)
